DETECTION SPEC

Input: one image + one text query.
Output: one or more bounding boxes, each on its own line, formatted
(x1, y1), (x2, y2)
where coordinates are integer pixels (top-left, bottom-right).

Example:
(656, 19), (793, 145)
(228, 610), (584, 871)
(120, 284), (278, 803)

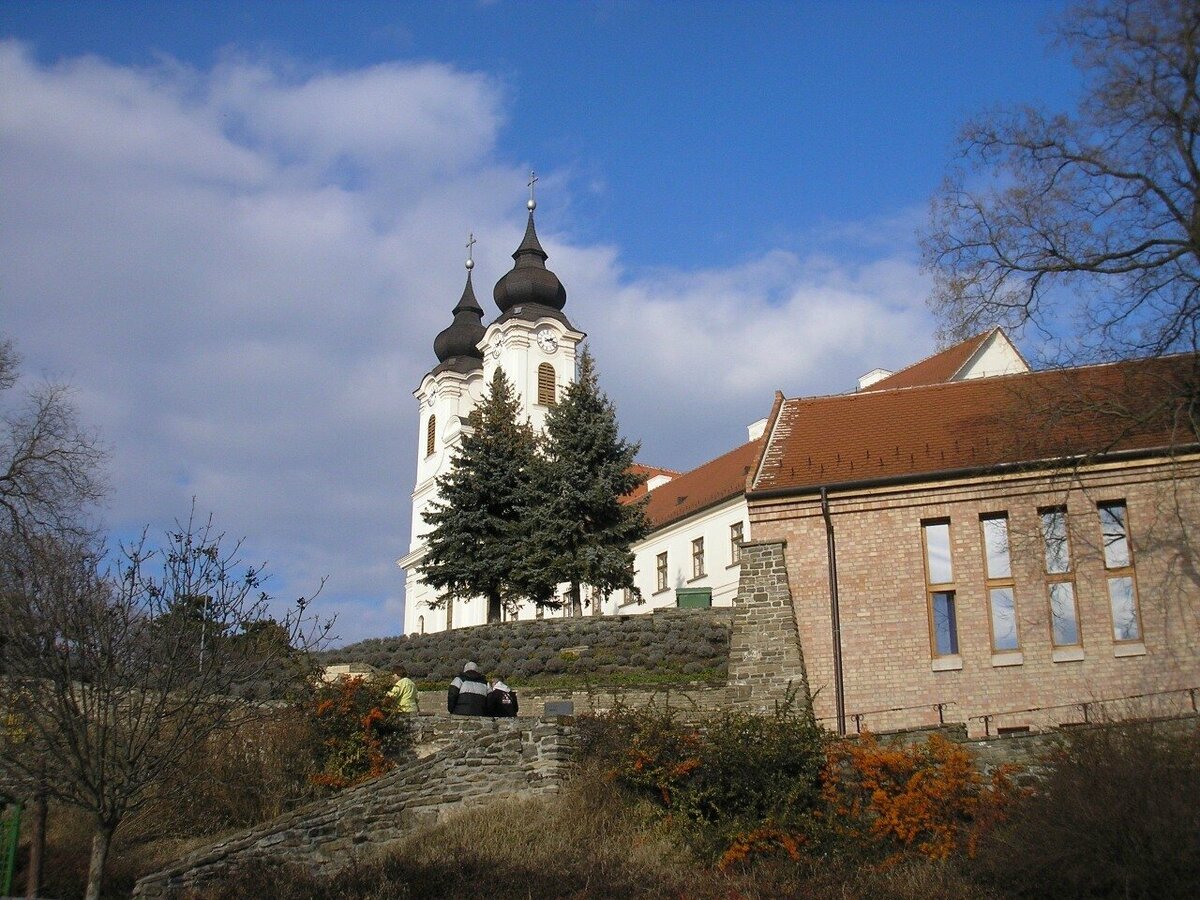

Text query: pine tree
(532, 347), (649, 617)
(419, 368), (541, 623)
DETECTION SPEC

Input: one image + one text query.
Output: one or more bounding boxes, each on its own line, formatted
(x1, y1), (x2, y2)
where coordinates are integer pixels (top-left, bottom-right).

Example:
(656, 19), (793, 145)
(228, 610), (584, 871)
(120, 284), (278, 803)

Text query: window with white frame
(980, 514), (1019, 652)
(1098, 500), (1141, 642)
(692, 537), (705, 579)
(1040, 506), (1081, 647)
(922, 520), (959, 657)
(656, 552), (668, 592)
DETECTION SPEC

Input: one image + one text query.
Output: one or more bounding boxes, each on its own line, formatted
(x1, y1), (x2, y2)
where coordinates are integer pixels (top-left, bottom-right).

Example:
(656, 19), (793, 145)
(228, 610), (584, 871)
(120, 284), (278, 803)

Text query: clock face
(537, 329), (559, 353)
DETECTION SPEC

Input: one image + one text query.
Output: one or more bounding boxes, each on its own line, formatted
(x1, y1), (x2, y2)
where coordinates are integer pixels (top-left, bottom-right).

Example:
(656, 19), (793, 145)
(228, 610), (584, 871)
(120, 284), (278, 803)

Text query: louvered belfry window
(426, 415), (436, 457)
(537, 363), (556, 406)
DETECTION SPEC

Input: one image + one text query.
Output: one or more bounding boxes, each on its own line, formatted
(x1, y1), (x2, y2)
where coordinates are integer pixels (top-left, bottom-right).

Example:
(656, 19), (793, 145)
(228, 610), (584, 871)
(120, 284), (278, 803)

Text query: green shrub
(580, 699), (826, 858)
(319, 610), (733, 687)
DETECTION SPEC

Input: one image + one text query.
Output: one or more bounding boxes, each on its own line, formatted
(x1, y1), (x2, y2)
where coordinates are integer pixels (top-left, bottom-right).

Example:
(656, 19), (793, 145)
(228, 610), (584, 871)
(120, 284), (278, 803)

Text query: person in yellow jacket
(385, 665), (419, 714)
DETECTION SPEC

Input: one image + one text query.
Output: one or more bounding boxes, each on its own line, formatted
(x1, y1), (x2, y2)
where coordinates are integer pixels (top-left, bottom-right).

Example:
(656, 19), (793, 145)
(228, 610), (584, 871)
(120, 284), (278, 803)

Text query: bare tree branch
(0, 334), (107, 541)
(922, 0), (1200, 366)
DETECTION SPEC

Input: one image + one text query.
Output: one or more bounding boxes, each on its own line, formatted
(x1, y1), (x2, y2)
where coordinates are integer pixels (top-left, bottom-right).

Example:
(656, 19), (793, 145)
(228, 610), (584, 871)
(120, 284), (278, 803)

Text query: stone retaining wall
(132, 717), (575, 899)
(865, 714), (1198, 779)
(417, 681), (730, 721)
(727, 539), (812, 713)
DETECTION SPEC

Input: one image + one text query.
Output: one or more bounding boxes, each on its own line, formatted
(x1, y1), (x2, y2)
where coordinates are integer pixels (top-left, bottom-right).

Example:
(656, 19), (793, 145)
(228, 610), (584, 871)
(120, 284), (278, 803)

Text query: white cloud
(0, 39), (938, 644)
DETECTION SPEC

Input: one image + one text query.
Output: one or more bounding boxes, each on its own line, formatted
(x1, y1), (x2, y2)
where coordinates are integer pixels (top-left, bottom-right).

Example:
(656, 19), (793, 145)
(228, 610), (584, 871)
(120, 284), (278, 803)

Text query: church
(398, 188), (1199, 735)
(398, 184), (767, 632)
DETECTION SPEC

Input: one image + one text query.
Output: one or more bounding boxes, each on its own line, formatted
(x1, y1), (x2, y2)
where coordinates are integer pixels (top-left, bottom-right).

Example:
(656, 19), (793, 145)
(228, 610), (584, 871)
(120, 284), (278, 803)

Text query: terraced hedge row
(320, 608), (733, 685)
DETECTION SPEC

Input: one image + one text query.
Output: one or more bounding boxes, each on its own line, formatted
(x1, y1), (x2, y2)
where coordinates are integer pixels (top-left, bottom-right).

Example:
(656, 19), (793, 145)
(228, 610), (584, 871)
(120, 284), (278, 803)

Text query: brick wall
(132, 717), (576, 899)
(749, 459), (1200, 736)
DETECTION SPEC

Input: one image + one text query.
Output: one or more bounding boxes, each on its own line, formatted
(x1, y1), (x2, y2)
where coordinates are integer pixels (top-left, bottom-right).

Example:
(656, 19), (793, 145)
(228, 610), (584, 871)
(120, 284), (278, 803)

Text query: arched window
(426, 415), (436, 457)
(537, 363), (556, 406)
(417, 615), (425, 635)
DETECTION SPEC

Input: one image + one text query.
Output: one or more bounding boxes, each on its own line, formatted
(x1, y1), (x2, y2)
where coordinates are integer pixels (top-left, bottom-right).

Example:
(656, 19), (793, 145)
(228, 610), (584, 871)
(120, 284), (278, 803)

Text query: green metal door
(675, 587), (712, 609)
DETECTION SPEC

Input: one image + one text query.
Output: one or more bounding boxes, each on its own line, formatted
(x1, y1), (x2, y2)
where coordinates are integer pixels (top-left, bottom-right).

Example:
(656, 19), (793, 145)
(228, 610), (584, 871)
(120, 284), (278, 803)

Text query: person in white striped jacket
(447, 661), (489, 715)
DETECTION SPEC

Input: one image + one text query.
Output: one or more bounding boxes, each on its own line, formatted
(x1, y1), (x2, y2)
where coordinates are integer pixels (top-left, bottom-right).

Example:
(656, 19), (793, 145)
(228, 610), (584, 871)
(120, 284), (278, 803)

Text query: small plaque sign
(543, 700), (575, 717)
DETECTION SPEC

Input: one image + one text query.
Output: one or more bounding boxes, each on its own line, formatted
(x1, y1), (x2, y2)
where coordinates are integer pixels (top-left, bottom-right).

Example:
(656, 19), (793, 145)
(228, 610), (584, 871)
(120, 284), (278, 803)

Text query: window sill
(687, 574), (707, 584)
(991, 651), (1024, 667)
(931, 655), (963, 672)
(651, 588), (670, 597)
(1114, 642), (1146, 658)
(1052, 646), (1085, 663)
(726, 561), (741, 570)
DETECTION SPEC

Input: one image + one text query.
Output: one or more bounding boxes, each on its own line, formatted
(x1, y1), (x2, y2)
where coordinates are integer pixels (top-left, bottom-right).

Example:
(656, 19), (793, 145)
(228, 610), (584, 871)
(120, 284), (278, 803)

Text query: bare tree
(923, 0), (1200, 374)
(1, 336), (106, 540)
(0, 513), (332, 900)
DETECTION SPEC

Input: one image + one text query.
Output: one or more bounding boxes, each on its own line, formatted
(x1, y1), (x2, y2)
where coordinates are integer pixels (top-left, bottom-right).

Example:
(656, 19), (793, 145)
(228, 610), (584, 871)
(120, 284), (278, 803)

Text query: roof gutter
(820, 487), (847, 737)
(746, 445), (1198, 503)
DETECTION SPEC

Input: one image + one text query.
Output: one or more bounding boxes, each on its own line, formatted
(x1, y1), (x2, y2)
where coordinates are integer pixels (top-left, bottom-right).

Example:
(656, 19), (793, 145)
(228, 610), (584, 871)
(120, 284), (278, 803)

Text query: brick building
(741, 348), (1200, 736)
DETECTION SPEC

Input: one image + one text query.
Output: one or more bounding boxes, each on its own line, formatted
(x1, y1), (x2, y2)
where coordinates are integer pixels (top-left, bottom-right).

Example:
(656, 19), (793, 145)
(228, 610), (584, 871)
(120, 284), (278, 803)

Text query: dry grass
(192, 766), (996, 900)
(12, 802), (219, 900)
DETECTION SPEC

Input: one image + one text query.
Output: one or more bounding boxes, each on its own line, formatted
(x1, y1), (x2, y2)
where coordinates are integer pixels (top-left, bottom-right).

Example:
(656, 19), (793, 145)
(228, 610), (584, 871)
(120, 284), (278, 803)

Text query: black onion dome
(433, 271), (486, 369)
(493, 211), (567, 314)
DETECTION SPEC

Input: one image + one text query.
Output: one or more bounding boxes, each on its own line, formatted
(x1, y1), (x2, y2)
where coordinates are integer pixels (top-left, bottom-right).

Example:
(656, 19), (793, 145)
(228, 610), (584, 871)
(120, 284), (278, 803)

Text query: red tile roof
(751, 354), (1198, 496)
(624, 463), (683, 502)
(640, 440), (762, 530)
(863, 330), (995, 391)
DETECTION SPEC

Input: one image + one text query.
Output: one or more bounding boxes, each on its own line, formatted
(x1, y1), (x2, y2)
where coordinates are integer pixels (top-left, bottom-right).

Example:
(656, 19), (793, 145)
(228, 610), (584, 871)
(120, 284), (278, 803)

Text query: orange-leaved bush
(308, 676), (412, 789)
(823, 732), (1017, 860)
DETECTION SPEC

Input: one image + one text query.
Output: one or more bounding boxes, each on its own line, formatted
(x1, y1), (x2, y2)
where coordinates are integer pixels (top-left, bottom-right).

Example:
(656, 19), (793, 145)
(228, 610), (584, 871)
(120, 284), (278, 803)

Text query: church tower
(399, 247), (488, 635)
(400, 178), (584, 635)
(482, 173), (586, 433)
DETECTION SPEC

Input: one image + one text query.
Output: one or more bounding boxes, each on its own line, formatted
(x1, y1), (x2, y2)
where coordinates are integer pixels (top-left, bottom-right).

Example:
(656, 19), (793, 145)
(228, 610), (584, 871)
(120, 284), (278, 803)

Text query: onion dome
(432, 266), (486, 374)
(492, 210), (568, 316)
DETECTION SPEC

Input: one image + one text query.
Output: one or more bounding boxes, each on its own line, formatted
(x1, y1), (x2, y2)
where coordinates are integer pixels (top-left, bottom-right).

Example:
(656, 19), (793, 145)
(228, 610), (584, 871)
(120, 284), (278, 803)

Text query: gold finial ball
(527, 198), (537, 211)
(465, 258), (474, 270)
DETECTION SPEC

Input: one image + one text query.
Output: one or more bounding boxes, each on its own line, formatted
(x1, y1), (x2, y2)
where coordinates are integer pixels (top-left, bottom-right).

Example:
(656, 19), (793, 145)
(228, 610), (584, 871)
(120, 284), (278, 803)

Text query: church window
(1040, 507), (1081, 647)
(537, 363), (557, 406)
(981, 514), (1019, 652)
(922, 520), (959, 657)
(426, 415), (436, 457)
(730, 522), (744, 565)
(691, 537), (705, 579)
(656, 552), (668, 593)
(1098, 501), (1141, 642)
(418, 615), (424, 635)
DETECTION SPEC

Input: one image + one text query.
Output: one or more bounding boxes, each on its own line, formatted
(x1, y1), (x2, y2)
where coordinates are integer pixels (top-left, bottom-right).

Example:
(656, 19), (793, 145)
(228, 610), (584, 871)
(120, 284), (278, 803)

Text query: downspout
(820, 487), (847, 736)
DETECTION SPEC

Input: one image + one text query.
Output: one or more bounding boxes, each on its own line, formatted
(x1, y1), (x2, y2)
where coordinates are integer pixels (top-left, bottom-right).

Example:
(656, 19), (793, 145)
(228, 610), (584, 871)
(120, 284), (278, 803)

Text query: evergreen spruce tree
(419, 368), (541, 623)
(532, 347), (649, 617)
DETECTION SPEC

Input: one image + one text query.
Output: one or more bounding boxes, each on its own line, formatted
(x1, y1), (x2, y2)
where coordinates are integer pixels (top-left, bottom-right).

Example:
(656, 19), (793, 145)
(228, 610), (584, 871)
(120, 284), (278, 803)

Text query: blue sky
(1, 1), (1079, 644)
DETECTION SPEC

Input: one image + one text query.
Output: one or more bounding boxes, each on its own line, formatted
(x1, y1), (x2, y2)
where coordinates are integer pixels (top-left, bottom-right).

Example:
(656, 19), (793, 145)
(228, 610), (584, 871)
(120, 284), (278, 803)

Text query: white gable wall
(957, 330), (1029, 380)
